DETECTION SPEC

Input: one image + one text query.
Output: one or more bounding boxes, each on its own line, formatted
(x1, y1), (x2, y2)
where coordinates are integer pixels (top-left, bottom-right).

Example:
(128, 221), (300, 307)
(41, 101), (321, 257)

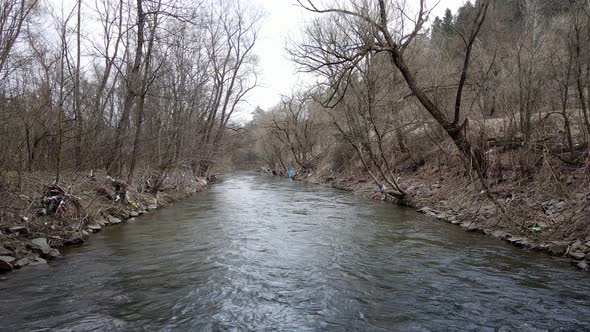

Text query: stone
(460, 222), (471, 229)
(29, 257), (47, 265)
(0, 256), (15, 271)
(65, 236), (84, 245)
(491, 230), (508, 239)
(417, 207), (437, 215)
(107, 215), (122, 224)
(506, 236), (530, 248)
(129, 211), (139, 217)
(137, 210), (145, 215)
(96, 218), (107, 226)
(435, 212), (448, 220)
(569, 250), (586, 260)
(88, 224), (102, 232)
(14, 258), (31, 268)
(0, 246), (13, 256)
(128, 218), (136, 222)
(30, 238), (52, 255)
(546, 242), (569, 256)
(47, 249), (60, 259)
(7, 226), (28, 235)
(466, 224), (480, 232)
(577, 261), (589, 271)
(147, 204), (158, 211)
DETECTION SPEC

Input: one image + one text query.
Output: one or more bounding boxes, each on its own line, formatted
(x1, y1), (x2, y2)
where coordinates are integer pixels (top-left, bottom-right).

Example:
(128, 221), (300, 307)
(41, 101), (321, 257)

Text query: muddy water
(1, 174), (589, 331)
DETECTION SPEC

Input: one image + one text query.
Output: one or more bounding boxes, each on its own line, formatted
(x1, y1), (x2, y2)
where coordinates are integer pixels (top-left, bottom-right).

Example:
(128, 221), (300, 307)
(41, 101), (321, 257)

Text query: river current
(1, 174), (589, 331)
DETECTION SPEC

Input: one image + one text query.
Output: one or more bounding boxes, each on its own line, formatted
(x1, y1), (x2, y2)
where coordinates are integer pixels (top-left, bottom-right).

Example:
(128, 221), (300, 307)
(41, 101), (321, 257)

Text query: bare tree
(292, 0), (490, 177)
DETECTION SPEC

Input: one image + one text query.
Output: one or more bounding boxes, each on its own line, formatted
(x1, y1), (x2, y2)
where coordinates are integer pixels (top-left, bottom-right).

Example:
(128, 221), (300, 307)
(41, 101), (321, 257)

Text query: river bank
(0, 170), (210, 273)
(287, 152), (590, 271)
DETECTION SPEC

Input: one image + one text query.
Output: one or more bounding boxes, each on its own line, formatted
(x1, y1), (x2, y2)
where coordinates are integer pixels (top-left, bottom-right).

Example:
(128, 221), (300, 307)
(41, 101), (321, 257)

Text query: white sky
(246, 0), (466, 117)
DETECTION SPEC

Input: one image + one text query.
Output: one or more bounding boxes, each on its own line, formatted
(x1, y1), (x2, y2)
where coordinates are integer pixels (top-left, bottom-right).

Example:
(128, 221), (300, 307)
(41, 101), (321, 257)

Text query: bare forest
(241, 0), (590, 254)
(0, 0), (259, 185)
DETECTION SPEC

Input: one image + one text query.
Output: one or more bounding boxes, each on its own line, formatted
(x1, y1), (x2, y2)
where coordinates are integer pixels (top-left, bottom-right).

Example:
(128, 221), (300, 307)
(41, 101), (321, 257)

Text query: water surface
(1, 174), (589, 331)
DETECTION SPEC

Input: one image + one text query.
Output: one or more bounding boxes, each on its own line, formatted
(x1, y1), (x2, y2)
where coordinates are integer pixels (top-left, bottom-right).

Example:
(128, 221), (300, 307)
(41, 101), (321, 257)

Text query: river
(1, 174), (589, 331)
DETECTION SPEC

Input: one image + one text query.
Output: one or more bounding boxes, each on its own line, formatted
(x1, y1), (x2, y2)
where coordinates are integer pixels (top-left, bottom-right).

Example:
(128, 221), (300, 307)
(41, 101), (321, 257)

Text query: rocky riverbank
(287, 159), (590, 271)
(0, 171), (211, 273)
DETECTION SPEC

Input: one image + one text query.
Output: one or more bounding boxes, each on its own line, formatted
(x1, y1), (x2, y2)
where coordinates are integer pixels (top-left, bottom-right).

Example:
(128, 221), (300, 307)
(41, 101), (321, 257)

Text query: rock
(569, 250), (586, 260)
(571, 240), (588, 253)
(88, 224), (102, 232)
(466, 224), (481, 232)
(14, 258), (31, 268)
(578, 261), (590, 271)
(128, 218), (136, 222)
(30, 238), (52, 255)
(96, 218), (107, 226)
(507, 236), (530, 248)
(137, 210), (145, 215)
(546, 242), (569, 256)
(7, 226), (28, 235)
(417, 207), (433, 214)
(106, 215), (122, 224)
(29, 257), (47, 265)
(147, 204), (158, 211)
(82, 230), (89, 236)
(129, 211), (139, 217)
(47, 249), (60, 259)
(0, 247), (13, 256)
(0, 256), (15, 272)
(64, 236), (85, 245)
(459, 222), (471, 229)
(435, 212), (448, 220)
(491, 230), (508, 239)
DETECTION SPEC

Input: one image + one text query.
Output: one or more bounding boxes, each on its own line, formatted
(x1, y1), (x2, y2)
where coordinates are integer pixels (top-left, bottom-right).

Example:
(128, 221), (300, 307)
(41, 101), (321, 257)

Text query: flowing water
(1, 174), (590, 331)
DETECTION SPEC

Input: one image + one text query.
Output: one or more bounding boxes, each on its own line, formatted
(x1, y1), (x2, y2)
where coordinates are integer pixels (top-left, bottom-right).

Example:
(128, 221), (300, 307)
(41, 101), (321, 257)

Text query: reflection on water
(1, 174), (589, 331)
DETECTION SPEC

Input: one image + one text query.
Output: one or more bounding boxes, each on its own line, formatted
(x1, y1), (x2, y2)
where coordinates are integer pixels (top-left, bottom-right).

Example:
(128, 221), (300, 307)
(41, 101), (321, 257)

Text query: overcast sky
(245, 0), (466, 117)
